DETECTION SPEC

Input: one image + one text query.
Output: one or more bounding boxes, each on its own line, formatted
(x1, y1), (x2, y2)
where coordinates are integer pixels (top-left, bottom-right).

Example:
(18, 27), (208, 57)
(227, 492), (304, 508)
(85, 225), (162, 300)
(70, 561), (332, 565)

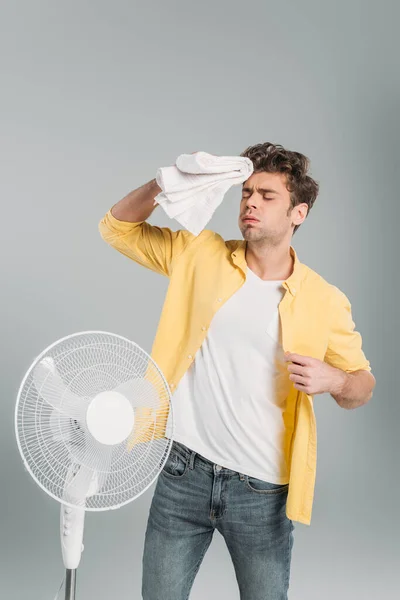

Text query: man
(99, 142), (375, 600)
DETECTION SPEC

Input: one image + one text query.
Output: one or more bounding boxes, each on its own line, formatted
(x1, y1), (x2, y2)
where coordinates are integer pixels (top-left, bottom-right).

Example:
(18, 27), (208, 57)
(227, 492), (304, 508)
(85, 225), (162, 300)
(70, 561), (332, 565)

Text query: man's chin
(242, 229), (261, 240)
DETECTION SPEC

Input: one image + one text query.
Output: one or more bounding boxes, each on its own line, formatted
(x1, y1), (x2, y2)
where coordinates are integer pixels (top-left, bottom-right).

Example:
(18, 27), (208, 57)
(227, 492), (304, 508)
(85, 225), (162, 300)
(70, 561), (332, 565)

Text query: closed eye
(241, 195), (275, 201)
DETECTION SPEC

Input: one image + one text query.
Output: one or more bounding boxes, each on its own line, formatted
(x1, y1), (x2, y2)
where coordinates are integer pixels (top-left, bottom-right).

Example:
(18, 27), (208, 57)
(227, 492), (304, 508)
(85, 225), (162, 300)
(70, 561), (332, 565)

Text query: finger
(285, 353), (309, 366)
(289, 373), (309, 384)
(293, 382), (310, 392)
(287, 364), (307, 376)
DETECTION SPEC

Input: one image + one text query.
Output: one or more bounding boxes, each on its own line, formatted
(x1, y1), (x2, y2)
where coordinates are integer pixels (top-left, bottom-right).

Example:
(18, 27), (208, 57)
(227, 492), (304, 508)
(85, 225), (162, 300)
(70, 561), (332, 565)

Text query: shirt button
(201, 326), (206, 331)
(188, 354), (193, 359)
(217, 298), (222, 302)
(170, 383), (175, 389)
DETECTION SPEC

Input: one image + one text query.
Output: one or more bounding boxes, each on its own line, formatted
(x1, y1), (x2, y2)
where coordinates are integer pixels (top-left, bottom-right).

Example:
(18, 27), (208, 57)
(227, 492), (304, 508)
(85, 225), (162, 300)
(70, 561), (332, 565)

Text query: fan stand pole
(65, 568), (77, 600)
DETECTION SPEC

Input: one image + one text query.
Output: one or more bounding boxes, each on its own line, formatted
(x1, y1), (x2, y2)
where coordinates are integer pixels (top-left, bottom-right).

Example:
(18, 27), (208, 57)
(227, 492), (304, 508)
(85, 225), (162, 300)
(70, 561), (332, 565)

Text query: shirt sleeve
(98, 210), (195, 277)
(324, 286), (371, 373)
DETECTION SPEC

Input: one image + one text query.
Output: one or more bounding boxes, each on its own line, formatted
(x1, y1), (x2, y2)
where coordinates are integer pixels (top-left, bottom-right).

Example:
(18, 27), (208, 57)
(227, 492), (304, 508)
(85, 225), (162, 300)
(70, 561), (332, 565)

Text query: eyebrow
(242, 186), (280, 195)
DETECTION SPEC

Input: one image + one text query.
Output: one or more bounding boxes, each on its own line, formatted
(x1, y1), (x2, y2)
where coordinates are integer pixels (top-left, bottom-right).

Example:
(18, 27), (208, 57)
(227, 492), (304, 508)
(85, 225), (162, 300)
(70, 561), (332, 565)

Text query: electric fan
(14, 331), (174, 599)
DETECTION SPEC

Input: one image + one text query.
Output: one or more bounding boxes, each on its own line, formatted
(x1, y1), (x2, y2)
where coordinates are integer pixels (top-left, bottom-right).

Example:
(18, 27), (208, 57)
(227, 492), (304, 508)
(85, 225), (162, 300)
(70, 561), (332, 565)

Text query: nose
(245, 193), (258, 210)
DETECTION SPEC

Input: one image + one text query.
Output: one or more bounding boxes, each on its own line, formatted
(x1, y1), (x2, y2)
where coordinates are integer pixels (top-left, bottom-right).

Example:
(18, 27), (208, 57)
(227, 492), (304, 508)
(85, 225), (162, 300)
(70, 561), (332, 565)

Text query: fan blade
(93, 445), (113, 495)
(63, 442), (114, 504)
(115, 378), (171, 449)
(33, 357), (89, 421)
(63, 465), (96, 505)
(49, 409), (72, 443)
(113, 377), (160, 408)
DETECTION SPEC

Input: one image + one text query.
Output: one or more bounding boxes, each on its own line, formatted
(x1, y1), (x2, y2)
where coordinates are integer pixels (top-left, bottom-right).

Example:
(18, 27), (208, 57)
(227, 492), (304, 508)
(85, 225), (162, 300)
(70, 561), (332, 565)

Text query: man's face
(238, 171), (303, 244)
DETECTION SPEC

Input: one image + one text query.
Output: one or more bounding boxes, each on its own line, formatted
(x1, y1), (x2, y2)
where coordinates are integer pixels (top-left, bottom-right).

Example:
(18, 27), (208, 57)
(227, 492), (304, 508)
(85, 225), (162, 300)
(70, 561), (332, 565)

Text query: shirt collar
(230, 241), (304, 297)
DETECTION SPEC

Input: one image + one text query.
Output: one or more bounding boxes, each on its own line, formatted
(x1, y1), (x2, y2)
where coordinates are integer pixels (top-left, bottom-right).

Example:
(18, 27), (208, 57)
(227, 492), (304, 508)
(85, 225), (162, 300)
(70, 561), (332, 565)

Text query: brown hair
(240, 142), (319, 234)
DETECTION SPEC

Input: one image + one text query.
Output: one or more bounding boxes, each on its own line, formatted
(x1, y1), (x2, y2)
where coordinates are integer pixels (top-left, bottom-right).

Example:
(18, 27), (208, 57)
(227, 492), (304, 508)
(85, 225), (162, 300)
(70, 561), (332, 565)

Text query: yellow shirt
(99, 210), (371, 525)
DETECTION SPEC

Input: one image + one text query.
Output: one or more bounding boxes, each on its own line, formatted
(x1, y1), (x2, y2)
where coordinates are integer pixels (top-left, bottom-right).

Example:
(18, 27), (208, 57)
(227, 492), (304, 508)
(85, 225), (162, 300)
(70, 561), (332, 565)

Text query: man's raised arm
(99, 178), (195, 277)
(110, 178), (161, 223)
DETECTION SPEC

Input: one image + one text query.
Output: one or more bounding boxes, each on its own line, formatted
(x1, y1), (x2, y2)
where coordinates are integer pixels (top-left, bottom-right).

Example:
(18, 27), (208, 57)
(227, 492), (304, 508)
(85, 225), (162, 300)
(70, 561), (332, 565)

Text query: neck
(245, 241), (294, 281)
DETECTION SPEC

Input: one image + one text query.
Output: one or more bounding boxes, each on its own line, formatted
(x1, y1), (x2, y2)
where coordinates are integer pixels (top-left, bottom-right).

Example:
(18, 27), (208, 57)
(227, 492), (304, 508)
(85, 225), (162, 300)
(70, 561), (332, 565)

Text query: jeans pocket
(245, 475), (289, 495)
(161, 449), (189, 479)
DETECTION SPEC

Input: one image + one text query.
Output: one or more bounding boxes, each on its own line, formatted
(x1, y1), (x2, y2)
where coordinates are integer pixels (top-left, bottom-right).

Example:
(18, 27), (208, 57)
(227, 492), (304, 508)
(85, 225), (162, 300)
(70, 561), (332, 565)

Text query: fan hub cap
(86, 391), (134, 445)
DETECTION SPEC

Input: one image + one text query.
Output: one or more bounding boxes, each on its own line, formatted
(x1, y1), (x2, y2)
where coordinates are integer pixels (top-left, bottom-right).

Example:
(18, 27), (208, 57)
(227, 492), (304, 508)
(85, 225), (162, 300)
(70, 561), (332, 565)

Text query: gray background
(1, 0), (398, 598)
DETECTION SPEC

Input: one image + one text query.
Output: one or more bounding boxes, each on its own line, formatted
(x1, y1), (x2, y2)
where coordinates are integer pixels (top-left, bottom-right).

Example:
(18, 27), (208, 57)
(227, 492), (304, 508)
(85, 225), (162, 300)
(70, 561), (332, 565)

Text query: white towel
(154, 151), (254, 236)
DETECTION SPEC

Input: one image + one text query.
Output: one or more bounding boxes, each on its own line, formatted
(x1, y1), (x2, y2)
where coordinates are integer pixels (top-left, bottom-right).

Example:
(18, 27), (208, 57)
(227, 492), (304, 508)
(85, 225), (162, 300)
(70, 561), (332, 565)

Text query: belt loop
(189, 450), (196, 470)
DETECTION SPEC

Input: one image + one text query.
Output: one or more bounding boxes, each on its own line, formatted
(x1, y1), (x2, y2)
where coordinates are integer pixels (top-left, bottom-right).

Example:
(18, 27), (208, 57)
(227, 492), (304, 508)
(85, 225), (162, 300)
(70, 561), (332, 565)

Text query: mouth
(242, 217), (259, 223)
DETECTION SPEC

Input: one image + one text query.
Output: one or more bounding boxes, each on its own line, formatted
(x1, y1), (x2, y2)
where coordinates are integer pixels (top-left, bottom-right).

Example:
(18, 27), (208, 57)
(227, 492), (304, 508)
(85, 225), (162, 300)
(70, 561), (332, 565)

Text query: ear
(293, 203), (308, 226)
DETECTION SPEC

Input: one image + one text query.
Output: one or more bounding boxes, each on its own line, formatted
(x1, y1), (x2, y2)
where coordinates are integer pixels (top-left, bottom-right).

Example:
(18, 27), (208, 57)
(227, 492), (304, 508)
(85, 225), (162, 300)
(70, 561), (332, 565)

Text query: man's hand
(284, 352), (346, 396)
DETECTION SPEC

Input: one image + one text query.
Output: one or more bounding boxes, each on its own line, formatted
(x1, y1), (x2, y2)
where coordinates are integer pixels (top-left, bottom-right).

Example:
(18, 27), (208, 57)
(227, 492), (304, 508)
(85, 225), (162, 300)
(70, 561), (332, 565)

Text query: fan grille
(15, 331), (173, 510)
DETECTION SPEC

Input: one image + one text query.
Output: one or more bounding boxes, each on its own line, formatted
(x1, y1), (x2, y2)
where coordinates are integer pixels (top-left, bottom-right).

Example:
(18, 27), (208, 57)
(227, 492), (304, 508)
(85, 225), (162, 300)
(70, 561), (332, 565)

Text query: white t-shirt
(165, 267), (292, 484)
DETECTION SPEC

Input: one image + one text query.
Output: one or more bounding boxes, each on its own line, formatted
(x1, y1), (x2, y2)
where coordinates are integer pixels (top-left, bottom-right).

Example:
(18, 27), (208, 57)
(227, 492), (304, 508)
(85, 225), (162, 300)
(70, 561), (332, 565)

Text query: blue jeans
(142, 440), (295, 599)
